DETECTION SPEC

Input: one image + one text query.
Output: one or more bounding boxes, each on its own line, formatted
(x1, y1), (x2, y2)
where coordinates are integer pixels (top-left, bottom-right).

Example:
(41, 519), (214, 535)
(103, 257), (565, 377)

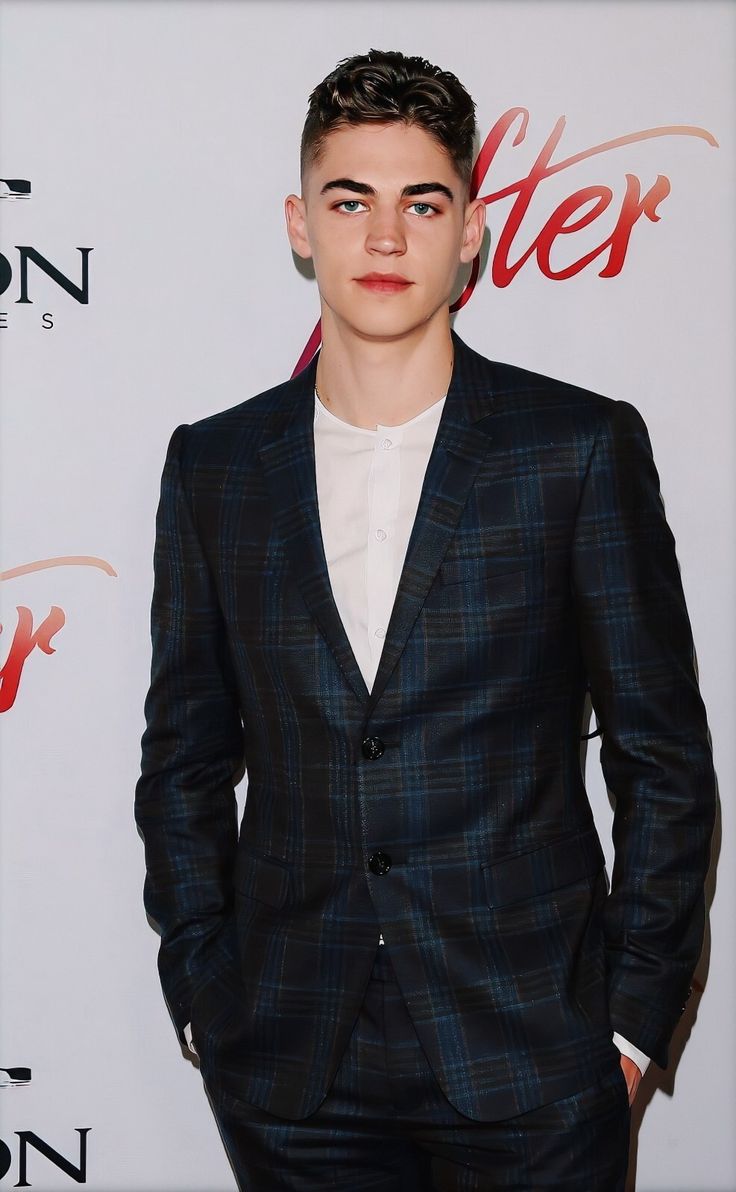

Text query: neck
(314, 313), (454, 429)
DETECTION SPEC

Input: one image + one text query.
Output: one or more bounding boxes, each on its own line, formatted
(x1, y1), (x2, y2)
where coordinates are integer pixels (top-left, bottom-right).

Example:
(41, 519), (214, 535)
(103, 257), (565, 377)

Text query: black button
(362, 736), (385, 760)
(368, 851), (392, 876)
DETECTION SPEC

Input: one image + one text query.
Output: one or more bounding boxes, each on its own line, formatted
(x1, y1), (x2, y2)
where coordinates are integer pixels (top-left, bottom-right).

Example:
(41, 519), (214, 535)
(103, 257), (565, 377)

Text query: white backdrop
(0, 2), (733, 1188)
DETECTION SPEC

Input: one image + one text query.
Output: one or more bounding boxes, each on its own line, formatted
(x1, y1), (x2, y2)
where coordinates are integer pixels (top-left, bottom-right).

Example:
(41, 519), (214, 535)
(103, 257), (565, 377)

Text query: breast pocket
(440, 557), (529, 584)
(424, 556), (532, 609)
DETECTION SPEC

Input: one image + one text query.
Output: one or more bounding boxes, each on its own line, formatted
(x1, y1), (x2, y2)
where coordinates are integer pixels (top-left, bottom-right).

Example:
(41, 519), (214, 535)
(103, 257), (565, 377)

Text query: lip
(355, 273), (413, 292)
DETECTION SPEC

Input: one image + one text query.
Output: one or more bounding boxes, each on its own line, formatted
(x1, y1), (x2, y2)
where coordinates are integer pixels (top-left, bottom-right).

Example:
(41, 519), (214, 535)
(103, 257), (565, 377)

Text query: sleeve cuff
(613, 1031), (650, 1076)
(183, 1021), (198, 1056)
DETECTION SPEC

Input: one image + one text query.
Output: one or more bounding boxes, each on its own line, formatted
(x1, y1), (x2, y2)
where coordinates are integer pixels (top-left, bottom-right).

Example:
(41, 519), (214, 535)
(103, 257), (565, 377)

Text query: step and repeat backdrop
(1, 1), (733, 1188)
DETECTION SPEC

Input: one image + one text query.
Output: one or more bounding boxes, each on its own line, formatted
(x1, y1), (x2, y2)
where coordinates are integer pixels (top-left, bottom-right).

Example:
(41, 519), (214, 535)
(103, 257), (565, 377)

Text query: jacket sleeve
(134, 424), (244, 1046)
(571, 399), (716, 1069)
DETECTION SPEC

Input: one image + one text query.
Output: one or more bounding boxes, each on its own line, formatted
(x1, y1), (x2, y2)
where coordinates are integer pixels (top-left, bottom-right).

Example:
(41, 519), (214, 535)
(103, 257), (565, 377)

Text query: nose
(364, 205), (407, 256)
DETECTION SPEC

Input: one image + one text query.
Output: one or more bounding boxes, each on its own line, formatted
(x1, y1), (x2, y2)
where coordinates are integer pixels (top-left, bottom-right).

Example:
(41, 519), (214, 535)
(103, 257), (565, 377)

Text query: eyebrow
(320, 178), (455, 203)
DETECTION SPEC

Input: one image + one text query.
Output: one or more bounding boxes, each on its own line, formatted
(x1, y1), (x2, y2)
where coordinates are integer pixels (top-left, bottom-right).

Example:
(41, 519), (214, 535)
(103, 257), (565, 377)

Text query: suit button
(362, 736), (385, 760)
(368, 851), (392, 876)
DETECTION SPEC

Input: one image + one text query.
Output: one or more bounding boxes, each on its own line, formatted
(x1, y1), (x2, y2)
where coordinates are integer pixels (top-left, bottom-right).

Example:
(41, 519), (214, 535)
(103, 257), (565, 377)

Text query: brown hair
(300, 48), (477, 195)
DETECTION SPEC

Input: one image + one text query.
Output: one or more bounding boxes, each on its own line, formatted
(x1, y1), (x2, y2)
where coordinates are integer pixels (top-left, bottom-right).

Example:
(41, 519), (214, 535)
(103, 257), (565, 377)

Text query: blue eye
(333, 200), (439, 216)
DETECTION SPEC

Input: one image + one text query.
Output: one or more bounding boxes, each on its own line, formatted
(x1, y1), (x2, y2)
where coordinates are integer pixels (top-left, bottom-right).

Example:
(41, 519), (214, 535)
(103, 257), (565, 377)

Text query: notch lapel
(258, 351), (371, 705)
(257, 329), (495, 714)
(365, 332), (495, 715)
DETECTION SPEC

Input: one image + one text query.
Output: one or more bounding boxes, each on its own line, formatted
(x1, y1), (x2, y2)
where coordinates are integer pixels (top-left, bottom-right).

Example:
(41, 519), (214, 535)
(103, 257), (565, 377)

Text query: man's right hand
(619, 1054), (642, 1106)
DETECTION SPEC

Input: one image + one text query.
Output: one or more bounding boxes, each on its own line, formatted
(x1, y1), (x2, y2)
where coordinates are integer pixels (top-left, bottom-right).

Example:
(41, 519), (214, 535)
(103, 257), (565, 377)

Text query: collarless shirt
(313, 386), (446, 693)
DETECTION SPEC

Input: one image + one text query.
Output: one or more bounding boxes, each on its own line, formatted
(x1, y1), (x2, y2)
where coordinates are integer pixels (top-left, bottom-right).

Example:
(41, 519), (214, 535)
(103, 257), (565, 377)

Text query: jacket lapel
(257, 350), (371, 705)
(366, 332), (495, 714)
(257, 329), (495, 713)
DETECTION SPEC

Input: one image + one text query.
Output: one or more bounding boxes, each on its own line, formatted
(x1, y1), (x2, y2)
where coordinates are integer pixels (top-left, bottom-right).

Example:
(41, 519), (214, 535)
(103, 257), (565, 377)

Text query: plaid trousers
(202, 941), (630, 1191)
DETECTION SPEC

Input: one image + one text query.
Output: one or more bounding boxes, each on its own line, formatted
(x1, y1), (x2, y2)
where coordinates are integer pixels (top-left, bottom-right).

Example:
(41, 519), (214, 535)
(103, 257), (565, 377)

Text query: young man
(135, 49), (715, 1191)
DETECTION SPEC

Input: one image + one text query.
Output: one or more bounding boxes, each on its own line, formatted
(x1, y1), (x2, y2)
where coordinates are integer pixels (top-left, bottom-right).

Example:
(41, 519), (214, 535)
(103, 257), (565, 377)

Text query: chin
(348, 319), (428, 342)
(331, 304), (435, 338)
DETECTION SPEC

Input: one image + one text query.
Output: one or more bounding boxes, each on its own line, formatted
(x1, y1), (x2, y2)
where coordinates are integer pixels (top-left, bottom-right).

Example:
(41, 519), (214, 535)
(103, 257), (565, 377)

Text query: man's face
(285, 121), (485, 342)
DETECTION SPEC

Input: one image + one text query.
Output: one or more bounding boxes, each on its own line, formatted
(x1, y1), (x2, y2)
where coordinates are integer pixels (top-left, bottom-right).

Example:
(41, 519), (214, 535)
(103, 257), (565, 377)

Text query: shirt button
(381, 437), (393, 450)
(374, 627), (386, 639)
(375, 528), (387, 541)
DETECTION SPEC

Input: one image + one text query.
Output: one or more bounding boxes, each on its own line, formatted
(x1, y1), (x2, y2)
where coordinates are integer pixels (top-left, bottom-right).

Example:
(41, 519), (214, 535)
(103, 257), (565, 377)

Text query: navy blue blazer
(135, 328), (715, 1121)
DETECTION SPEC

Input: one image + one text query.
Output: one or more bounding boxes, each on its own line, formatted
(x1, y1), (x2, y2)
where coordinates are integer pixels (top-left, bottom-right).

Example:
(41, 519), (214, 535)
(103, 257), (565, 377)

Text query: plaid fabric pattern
(203, 941), (630, 1191)
(134, 329), (715, 1121)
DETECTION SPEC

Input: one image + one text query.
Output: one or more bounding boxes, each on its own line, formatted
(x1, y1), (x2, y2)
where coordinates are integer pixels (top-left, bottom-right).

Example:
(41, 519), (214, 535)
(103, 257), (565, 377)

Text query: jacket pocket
(482, 826), (605, 909)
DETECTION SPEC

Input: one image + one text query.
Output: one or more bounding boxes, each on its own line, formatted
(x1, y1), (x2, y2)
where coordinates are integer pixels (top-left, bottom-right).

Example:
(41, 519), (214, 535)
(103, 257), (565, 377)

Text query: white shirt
(313, 385), (446, 693)
(185, 379), (649, 1078)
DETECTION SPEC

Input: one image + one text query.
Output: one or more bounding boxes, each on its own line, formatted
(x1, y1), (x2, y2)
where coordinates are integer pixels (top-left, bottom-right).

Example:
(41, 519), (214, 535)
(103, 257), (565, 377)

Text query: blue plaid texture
(134, 328), (715, 1122)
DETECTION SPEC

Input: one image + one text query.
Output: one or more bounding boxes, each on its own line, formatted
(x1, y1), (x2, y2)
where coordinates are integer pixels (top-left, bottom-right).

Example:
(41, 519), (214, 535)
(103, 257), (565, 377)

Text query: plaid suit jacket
(135, 329), (715, 1121)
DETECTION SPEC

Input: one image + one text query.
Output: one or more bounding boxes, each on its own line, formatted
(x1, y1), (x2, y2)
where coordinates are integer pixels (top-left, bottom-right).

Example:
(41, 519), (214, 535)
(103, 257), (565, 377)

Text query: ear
(285, 194), (313, 261)
(459, 196), (486, 265)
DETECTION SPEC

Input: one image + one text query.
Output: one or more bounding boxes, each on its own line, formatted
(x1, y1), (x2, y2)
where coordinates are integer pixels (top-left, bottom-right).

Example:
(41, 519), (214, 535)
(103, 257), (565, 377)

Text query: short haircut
(300, 48), (477, 195)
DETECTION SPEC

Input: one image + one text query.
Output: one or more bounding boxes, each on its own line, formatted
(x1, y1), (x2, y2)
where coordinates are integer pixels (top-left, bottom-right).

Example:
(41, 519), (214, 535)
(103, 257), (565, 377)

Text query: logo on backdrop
(1, 178), (105, 707)
(0, 179), (30, 199)
(0, 1130), (90, 1185)
(293, 108), (718, 371)
(467, 109), (717, 288)
(0, 176), (93, 328)
(1, 1061), (92, 1185)
(0, 556), (117, 713)
(0, 1068), (31, 1088)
